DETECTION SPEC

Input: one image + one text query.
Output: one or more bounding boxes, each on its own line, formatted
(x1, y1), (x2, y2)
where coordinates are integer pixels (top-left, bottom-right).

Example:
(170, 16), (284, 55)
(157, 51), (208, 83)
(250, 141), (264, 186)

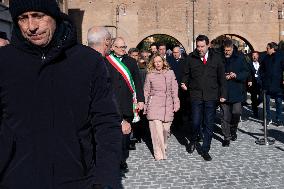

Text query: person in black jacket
(247, 51), (262, 118)
(87, 27), (144, 171)
(181, 35), (226, 161)
(259, 42), (284, 126)
(0, 1), (122, 189)
(220, 39), (248, 147)
(167, 46), (189, 131)
(108, 37), (145, 172)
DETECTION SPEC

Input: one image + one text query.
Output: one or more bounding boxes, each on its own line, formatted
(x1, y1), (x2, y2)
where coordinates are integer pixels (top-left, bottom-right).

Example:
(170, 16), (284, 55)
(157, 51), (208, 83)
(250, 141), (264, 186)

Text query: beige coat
(144, 70), (180, 122)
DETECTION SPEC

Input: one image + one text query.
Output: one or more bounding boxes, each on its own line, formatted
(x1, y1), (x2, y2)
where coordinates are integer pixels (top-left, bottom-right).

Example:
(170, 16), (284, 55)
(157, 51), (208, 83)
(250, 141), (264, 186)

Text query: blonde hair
(147, 54), (170, 73)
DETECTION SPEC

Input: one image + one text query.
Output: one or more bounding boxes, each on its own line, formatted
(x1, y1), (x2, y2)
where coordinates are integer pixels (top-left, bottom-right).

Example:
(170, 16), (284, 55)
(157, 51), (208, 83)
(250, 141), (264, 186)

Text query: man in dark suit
(108, 37), (145, 171)
(167, 46), (188, 131)
(259, 42), (284, 126)
(181, 35), (227, 161)
(247, 51), (262, 118)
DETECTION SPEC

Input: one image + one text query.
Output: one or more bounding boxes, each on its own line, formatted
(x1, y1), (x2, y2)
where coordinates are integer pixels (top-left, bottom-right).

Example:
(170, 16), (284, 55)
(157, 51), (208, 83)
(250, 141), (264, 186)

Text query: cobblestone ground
(121, 108), (284, 189)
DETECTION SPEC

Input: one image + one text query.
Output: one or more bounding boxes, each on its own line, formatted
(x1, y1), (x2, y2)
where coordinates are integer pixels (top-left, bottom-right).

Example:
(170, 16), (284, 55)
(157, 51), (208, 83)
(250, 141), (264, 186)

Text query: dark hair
(150, 43), (158, 48)
(196, 35), (209, 45)
(223, 39), (234, 48)
(267, 42), (278, 51)
(128, 48), (139, 54)
(158, 43), (166, 48)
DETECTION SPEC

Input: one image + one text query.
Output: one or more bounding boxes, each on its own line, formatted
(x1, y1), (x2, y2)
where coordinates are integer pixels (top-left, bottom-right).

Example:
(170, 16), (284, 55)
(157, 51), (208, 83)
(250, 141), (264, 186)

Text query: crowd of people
(0, 0), (284, 188)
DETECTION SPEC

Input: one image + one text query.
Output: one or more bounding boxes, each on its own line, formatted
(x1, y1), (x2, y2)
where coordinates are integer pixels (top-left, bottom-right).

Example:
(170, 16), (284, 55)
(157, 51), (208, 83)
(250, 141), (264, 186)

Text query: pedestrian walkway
(122, 117), (284, 188)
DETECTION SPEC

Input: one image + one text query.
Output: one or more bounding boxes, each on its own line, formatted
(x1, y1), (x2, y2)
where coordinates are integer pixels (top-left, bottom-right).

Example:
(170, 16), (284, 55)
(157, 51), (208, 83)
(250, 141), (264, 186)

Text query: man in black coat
(107, 37), (144, 172)
(0, 1), (122, 188)
(167, 46), (189, 131)
(220, 39), (248, 147)
(247, 51), (262, 118)
(181, 35), (226, 161)
(259, 42), (284, 126)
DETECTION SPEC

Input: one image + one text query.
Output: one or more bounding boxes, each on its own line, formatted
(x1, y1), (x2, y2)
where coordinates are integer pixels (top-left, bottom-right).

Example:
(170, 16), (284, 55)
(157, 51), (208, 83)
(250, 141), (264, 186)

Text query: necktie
(203, 57), (207, 64)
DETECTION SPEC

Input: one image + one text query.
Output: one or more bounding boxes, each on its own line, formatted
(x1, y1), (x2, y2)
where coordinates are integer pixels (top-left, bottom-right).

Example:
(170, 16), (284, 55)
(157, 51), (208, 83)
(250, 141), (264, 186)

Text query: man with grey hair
(87, 28), (144, 172)
(87, 26), (112, 56)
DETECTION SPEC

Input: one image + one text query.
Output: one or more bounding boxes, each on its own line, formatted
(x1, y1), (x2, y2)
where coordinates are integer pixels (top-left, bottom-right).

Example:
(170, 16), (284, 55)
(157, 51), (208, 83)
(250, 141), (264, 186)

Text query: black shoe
(274, 119), (283, 127)
(201, 152), (212, 161)
(128, 143), (136, 150)
(267, 119), (272, 126)
(231, 134), (237, 141)
(120, 162), (129, 173)
(186, 142), (196, 154)
(222, 140), (230, 147)
(197, 136), (203, 142)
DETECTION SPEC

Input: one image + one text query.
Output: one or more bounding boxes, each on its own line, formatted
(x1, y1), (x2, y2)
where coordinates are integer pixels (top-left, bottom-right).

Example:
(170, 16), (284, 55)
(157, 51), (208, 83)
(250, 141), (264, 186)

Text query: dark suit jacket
(247, 60), (261, 94)
(167, 55), (185, 85)
(182, 48), (227, 101)
(259, 51), (284, 95)
(105, 54), (144, 122)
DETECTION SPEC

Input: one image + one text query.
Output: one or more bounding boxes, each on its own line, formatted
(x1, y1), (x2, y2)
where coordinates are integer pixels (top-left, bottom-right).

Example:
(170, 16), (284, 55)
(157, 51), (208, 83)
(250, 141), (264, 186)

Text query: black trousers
(122, 133), (130, 162)
(191, 100), (216, 153)
(220, 102), (242, 140)
(250, 83), (262, 116)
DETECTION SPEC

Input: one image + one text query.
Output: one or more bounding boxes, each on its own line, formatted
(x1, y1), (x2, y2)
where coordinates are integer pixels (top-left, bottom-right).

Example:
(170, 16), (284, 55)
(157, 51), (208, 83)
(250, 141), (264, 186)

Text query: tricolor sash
(106, 53), (140, 123)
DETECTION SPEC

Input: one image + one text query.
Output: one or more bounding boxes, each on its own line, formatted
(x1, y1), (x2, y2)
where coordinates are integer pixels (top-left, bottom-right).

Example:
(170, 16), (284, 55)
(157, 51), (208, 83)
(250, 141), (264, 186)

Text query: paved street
(121, 108), (284, 189)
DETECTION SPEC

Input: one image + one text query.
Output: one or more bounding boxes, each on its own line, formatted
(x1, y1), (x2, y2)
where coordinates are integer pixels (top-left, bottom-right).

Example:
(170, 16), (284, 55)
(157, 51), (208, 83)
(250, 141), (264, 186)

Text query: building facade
(67, 0), (284, 52)
(2, 0), (283, 52)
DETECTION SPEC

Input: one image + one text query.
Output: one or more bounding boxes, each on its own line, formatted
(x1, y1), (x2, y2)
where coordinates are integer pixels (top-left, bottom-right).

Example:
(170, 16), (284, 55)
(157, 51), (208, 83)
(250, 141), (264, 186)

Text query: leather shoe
(201, 152), (212, 161)
(120, 162), (129, 173)
(186, 142), (196, 154)
(231, 134), (237, 141)
(128, 143), (136, 150)
(222, 140), (230, 147)
(275, 119), (283, 127)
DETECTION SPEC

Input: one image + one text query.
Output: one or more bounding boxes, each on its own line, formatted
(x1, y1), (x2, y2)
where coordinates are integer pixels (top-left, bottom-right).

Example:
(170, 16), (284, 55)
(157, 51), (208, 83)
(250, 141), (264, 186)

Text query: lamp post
(191, 0), (196, 50)
(115, 3), (127, 37)
(278, 6), (284, 41)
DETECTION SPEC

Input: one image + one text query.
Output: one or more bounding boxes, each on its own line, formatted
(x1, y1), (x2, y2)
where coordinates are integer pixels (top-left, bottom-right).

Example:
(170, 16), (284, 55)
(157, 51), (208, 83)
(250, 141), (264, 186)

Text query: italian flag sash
(106, 53), (140, 123)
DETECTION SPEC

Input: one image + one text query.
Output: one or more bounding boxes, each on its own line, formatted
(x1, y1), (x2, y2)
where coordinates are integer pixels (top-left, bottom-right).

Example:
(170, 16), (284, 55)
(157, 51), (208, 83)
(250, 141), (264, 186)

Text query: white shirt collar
(201, 51), (209, 61)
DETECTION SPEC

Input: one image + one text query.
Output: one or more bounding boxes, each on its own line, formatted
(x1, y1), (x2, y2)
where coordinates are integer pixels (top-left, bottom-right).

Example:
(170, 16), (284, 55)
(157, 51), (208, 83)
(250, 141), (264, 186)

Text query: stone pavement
(121, 109), (284, 189)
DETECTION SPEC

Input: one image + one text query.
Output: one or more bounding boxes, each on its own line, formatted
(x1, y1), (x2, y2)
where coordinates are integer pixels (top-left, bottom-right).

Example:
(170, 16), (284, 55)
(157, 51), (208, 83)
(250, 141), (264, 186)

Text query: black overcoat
(182, 49), (227, 101)
(0, 17), (122, 189)
(224, 51), (249, 103)
(259, 51), (284, 95)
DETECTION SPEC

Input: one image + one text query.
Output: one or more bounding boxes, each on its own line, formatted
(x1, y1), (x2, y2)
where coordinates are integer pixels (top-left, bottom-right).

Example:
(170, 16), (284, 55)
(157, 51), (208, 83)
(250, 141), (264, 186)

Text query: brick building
(2, 0), (284, 52)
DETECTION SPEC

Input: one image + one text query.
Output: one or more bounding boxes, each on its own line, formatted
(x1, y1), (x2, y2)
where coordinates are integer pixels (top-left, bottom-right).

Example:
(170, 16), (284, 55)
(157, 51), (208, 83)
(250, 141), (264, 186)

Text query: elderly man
(107, 37), (144, 172)
(0, 1), (122, 189)
(87, 28), (144, 172)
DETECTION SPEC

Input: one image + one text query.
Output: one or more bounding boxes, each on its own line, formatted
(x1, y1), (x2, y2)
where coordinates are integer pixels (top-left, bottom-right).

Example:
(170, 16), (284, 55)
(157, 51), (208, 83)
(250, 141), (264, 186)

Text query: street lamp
(278, 6), (284, 41)
(115, 3), (127, 37)
(191, 0), (196, 50)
